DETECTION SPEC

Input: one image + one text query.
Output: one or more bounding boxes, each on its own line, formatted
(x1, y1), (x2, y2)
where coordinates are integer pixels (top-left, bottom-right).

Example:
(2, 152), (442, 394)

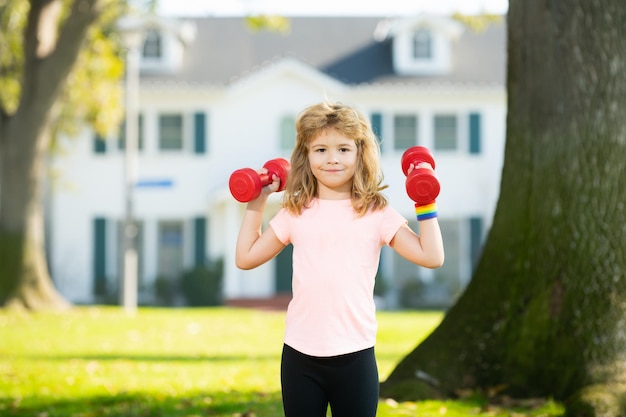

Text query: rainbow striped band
(415, 202), (438, 221)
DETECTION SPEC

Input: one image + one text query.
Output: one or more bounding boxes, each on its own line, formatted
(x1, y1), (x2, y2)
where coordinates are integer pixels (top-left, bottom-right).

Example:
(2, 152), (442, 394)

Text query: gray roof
(142, 16), (506, 87)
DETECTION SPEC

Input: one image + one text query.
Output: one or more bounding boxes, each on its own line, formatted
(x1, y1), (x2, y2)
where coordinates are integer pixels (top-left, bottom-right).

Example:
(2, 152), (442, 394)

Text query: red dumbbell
(401, 146), (440, 205)
(229, 158), (291, 202)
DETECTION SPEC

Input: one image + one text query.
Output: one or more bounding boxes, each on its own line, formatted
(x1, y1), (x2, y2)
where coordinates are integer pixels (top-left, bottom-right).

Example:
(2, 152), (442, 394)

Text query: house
(48, 14), (507, 308)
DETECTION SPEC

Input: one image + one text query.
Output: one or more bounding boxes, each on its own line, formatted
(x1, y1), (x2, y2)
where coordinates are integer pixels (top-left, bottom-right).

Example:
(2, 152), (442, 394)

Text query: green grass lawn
(0, 307), (563, 416)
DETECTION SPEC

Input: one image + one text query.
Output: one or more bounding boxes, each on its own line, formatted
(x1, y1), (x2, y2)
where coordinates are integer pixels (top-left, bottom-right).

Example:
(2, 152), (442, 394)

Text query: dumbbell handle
(229, 158), (290, 203)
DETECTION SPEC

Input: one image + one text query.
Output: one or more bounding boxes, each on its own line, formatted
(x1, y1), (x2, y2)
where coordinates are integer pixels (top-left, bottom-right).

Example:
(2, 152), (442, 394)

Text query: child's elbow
(425, 253), (445, 269)
(235, 256), (253, 270)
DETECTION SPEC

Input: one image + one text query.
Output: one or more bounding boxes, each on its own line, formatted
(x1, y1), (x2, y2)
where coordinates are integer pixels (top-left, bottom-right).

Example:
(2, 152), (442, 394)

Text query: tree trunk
(381, 1), (626, 415)
(0, 0), (103, 310)
(0, 120), (69, 310)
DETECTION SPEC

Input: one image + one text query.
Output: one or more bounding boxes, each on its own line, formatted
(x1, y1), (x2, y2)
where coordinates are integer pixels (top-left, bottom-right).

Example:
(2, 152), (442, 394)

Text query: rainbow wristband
(415, 202), (438, 221)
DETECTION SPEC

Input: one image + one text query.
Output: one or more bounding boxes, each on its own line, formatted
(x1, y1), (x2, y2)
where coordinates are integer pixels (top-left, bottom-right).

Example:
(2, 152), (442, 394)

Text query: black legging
(280, 344), (379, 417)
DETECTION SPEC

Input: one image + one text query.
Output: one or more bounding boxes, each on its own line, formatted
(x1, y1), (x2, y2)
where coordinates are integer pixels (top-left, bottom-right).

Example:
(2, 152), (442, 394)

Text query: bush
(154, 275), (175, 306)
(399, 279), (426, 309)
(179, 259), (223, 307)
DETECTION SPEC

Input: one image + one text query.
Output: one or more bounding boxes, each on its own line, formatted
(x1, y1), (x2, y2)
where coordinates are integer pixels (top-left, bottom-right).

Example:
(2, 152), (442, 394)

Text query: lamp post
(119, 20), (143, 315)
(116, 14), (196, 314)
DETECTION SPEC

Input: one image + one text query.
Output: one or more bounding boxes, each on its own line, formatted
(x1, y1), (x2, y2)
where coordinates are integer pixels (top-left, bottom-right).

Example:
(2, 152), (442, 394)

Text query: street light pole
(117, 13), (195, 314)
(121, 29), (142, 315)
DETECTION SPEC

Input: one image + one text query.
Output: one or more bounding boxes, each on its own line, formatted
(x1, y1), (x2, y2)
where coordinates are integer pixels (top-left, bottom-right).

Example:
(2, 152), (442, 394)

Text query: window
(118, 115), (144, 151)
(280, 116), (296, 150)
(394, 115), (418, 150)
(143, 30), (162, 59)
(434, 115), (457, 150)
(412, 29), (432, 60)
(159, 114), (183, 150)
(157, 221), (184, 281)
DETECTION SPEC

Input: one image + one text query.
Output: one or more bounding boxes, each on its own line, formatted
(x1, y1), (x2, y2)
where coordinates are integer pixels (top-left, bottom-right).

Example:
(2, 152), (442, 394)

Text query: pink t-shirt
(269, 198), (407, 357)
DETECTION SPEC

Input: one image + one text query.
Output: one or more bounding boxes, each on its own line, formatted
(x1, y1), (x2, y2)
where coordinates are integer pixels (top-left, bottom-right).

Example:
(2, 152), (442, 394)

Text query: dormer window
(412, 29), (432, 60)
(381, 16), (464, 77)
(142, 29), (162, 59)
(130, 18), (196, 75)
(138, 28), (182, 74)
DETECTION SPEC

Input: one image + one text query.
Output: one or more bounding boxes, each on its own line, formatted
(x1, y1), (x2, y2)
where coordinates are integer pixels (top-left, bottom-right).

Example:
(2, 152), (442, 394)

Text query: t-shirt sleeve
(381, 206), (408, 245)
(269, 208), (291, 245)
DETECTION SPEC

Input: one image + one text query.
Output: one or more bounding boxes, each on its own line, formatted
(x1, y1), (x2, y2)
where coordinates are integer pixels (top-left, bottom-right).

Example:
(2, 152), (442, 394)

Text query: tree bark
(381, 1), (626, 415)
(0, 0), (104, 310)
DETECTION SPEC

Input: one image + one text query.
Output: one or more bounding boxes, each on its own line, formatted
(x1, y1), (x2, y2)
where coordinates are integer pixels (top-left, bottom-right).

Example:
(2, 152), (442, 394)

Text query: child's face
(307, 128), (358, 200)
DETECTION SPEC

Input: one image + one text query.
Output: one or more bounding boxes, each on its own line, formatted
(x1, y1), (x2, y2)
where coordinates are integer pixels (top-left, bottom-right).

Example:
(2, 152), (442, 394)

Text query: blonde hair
(283, 101), (388, 216)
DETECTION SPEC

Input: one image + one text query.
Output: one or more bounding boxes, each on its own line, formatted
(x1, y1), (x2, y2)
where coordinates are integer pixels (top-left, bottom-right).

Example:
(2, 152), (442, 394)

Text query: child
(236, 101), (444, 417)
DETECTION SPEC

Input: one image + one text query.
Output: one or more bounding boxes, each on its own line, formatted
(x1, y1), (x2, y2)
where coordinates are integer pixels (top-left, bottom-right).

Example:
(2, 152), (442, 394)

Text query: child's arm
(235, 173), (285, 270)
(389, 161), (444, 269)
(390, 219), (444, 269)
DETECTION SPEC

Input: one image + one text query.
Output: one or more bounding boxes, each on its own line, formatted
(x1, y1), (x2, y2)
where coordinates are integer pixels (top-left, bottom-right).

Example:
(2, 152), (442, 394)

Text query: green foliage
(0, 307), (563, 417)
(153, 275), (174, 305)
(0, 0), (28, 113)
(179, 260), (224, 306)
(53, 1), (127, 140)
(245, 15), (290, 33)
(0, 0), (127, 138)
(452, 12), (503, 32)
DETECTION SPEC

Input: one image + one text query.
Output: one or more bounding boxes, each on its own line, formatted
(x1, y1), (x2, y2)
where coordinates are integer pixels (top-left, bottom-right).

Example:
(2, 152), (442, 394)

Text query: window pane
(159, 114), (183, 150)
(143, 30), (161, 59)
(394, 115), (418, 150)
(413, 29), (432, 59)
(158, 221), (184, 281)
(434, 115), (457, 150)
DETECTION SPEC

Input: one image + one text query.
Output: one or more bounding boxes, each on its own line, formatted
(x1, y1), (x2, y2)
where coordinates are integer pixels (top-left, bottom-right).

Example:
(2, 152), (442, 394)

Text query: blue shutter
(469, 217), (483, 270)
(370, 113), (382, 143)
(194, 217), (206, 266)
(469, 113), (481, 154)
(94, 134), (106, 154)
(194, 112), (207, 154)
(93, 218), (107, 295)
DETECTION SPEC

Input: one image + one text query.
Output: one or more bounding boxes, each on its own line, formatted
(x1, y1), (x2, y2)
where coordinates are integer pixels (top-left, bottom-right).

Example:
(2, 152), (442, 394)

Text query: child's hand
(406, 162), (434, 175)
(258, 169), (281, 196)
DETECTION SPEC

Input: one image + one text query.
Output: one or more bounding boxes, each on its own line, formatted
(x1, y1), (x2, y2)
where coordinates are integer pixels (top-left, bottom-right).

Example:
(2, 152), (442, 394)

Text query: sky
(157, 0), (509, 17)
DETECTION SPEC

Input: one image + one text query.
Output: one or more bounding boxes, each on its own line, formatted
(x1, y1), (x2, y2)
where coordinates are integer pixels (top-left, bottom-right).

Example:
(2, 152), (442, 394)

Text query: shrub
(154, 275), (175, 306)
(179, 259), (223, 306)
(399, 279), (426, 309)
